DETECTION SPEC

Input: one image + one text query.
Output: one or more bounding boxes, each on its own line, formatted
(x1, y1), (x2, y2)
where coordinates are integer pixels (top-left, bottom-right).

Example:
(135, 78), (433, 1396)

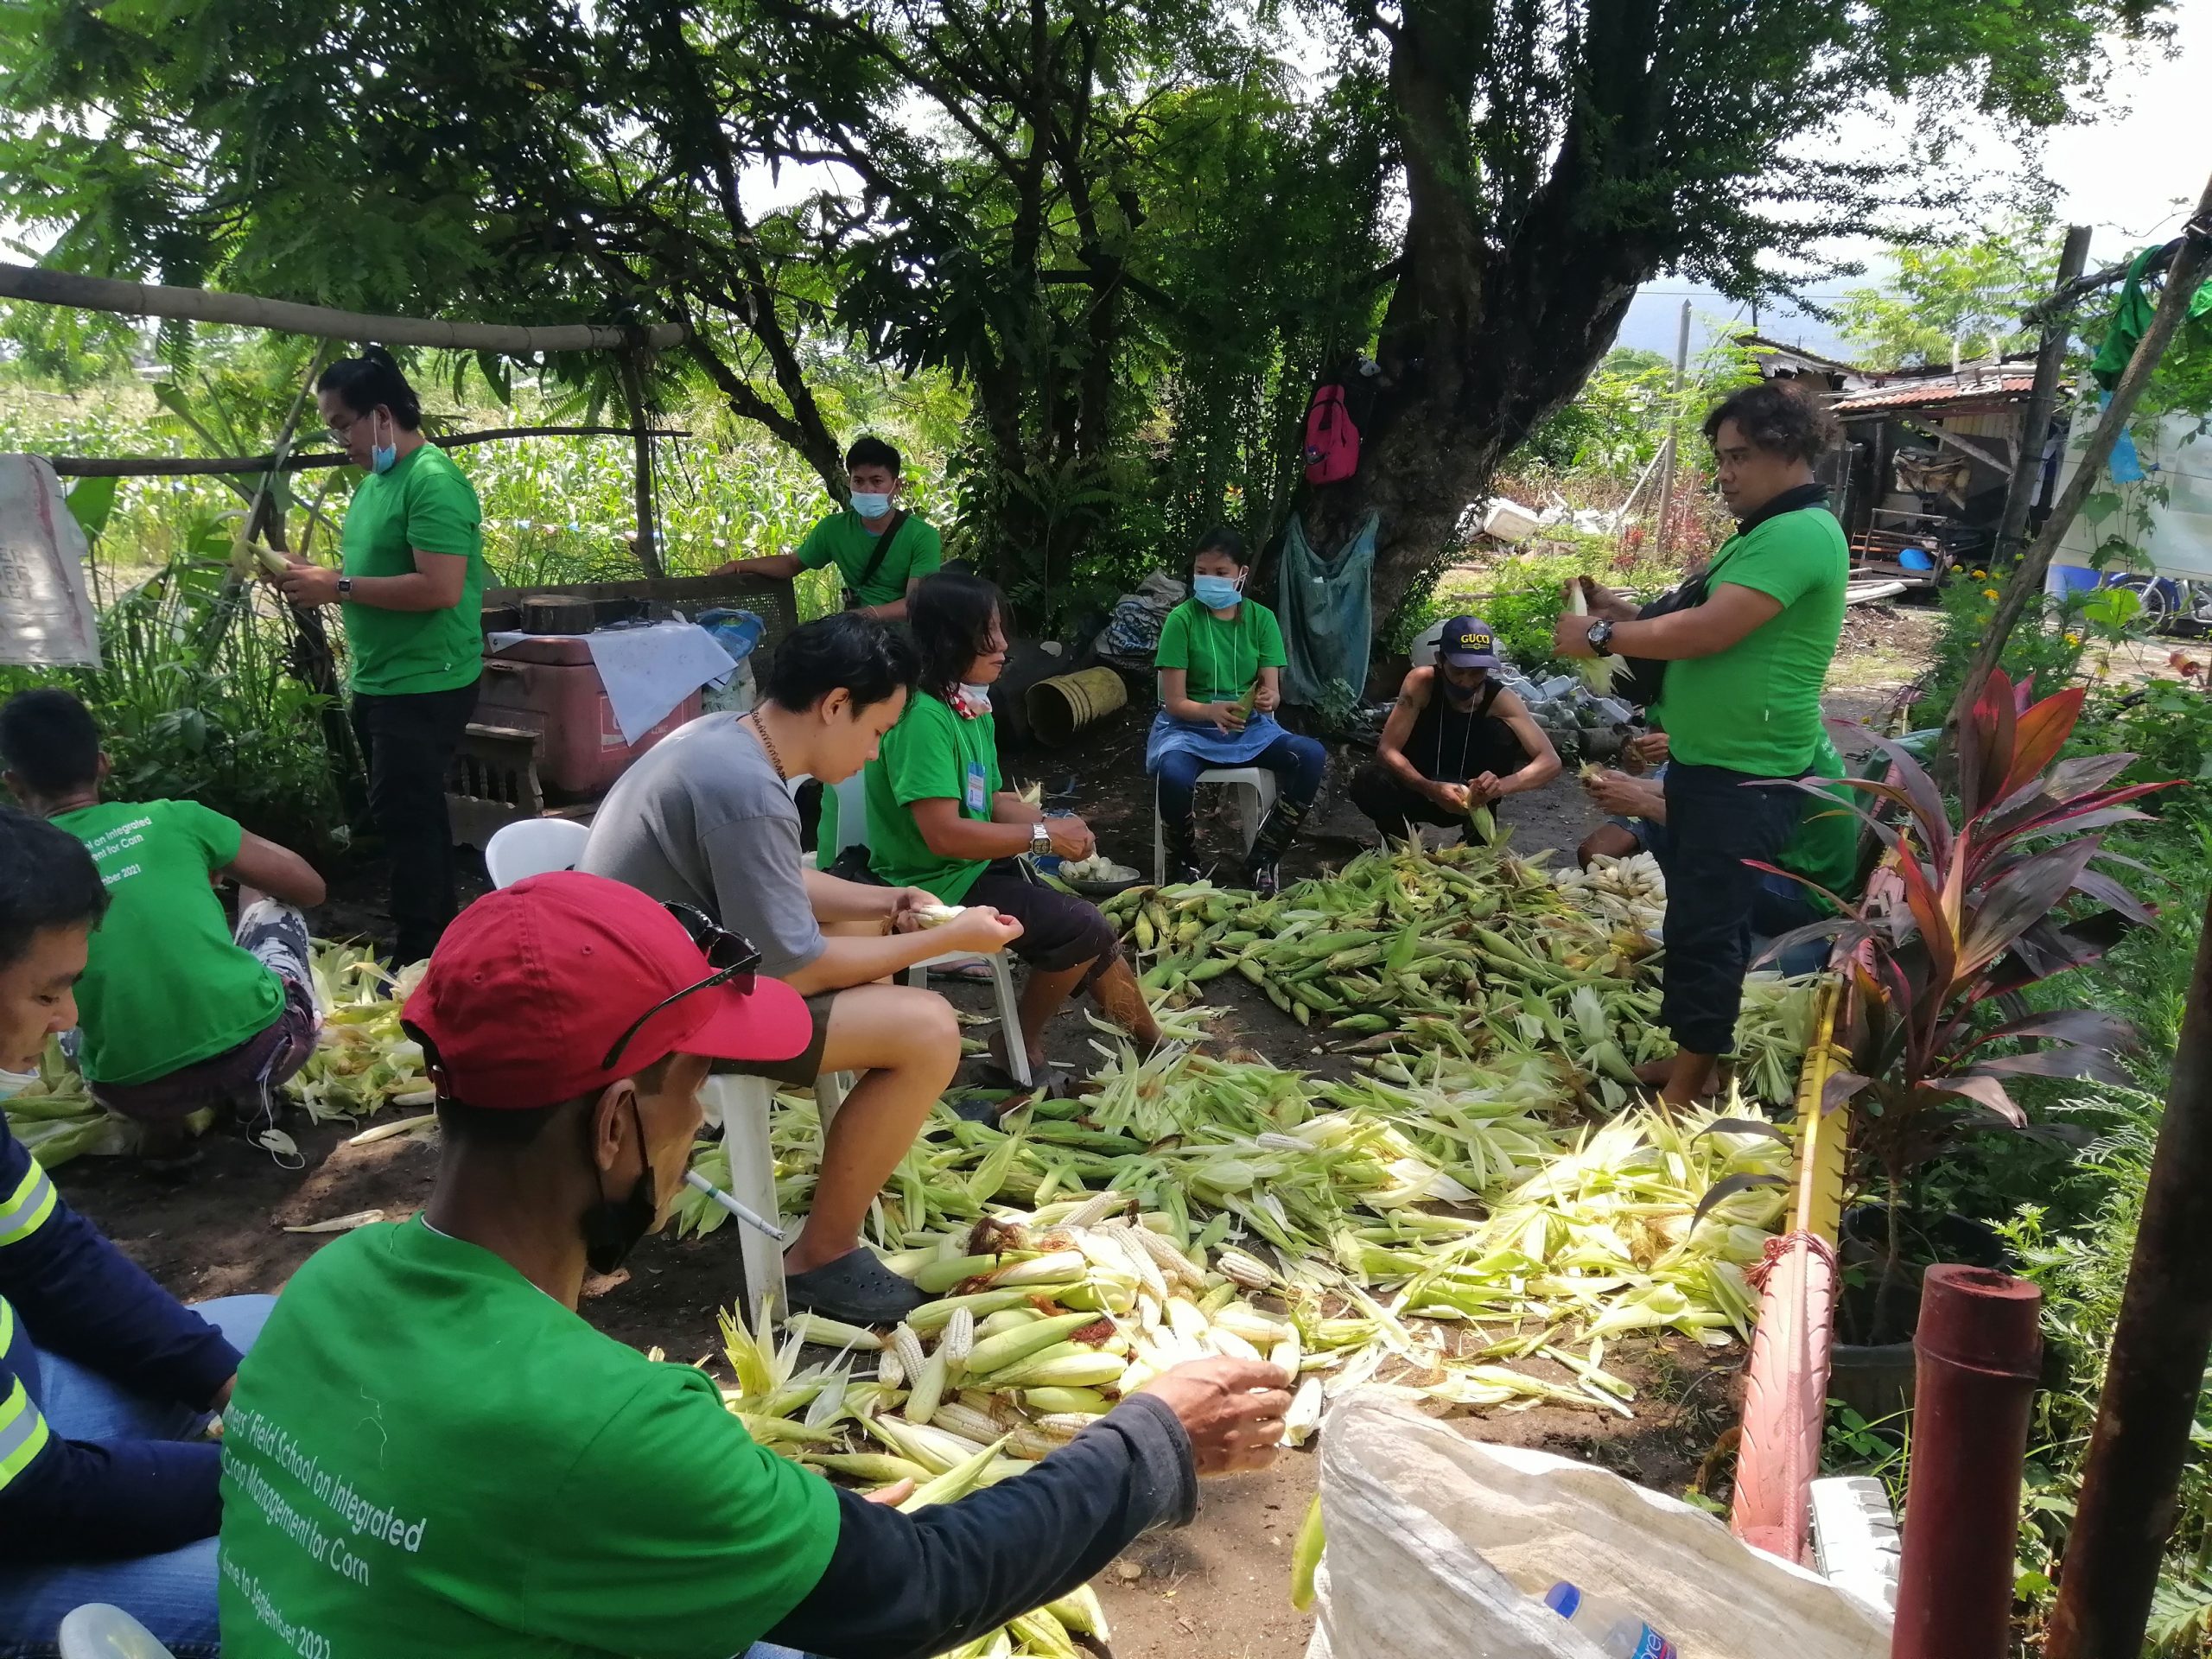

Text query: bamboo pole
(41, 424), (690, 478)
(0, 263), (683, 353)
(2044, 885), (2212, 1659)
(1949, 180), (2212, 735)
(1991, 226), (2093, 568)
(1652, 300), (1693, 556)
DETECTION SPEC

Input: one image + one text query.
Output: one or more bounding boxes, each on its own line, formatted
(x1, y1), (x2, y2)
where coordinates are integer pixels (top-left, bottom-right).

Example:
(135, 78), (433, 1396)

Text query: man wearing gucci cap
(217, 871), (1287, 1659)
(1350, 614), (1560, 842)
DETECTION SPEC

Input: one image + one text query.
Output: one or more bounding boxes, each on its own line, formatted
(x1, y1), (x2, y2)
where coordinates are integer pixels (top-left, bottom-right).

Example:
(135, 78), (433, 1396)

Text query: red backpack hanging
(1302, 383), (1359, 485)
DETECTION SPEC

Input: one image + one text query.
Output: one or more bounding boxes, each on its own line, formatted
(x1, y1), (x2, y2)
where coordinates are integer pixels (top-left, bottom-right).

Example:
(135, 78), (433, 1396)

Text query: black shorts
(964, 860), (1122, 988)
(715, 991), (836, 1086)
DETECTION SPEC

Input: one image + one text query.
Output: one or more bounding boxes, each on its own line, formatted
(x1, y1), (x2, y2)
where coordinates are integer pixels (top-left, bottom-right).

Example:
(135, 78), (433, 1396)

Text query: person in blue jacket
(0, 805), (275, 1659)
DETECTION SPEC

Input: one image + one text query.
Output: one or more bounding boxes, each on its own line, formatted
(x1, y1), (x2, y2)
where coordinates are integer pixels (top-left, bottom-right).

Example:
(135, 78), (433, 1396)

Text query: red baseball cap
(402, 871), (812, 1112)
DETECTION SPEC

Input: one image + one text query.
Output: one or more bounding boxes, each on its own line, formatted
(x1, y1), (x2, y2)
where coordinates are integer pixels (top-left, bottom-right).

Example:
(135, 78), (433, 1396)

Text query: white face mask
(0, 1067), (39, 1100)
(957, 683), (993, 712)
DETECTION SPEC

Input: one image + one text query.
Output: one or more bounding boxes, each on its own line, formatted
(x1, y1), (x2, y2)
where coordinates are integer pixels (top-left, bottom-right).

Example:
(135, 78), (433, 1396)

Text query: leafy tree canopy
(1834, 214), (2067, 372)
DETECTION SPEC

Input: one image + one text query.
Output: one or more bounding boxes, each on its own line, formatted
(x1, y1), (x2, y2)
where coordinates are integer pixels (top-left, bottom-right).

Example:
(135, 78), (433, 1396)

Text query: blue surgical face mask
(369, 411), (397, 475)
(1192, 575), (1243, 610)
(850, 490), (893, 519)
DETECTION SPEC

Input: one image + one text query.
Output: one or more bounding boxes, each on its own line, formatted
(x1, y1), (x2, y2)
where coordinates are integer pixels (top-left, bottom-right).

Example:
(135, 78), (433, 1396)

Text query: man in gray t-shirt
(582, 713), (829, 979)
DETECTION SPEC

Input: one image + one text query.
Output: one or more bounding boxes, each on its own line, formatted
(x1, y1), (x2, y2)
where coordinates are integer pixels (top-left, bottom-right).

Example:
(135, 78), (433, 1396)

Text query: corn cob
(785, 1313), (884, 1351)
(1058, 1188), (1129, 1229)
(1009, 1607), (1083, 1659)
(903, 1344), (950, 1425)
(1022, 1386), (1109, 1414)
(963, 1312), (1099, 1379)
(890, 1324), (928, 1388)
(1290, 1494), (1325, 1611)
(804, 1451), (931, 1484)
(986, 1350), (1128, 1389)
(1047, 1583), (1111, 1640)
(876, 1344), (906, 1389)
(985, 1249), (1087, 1287)
(914, 1253), (999, 1293)
(1214, 1246), (1274, 1290)
(1284, 1375), (1325, 1446)
(927, 1400), (1004, 1445)
(940, 1306), (976, 1374)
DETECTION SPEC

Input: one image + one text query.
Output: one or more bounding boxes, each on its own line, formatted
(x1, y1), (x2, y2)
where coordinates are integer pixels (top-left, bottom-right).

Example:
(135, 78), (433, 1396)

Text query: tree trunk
(1294, 1), (1658, 626)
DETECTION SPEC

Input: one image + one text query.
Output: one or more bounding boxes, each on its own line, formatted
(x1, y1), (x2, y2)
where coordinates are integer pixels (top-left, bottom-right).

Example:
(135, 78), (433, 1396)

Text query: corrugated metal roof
(1833, 373), (2037, 414)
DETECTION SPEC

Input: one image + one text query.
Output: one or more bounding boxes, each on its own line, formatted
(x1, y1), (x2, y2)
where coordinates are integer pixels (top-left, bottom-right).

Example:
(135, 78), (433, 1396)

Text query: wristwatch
(1586, 617), (1616, 656)
(1029, 822), (1053, 856)
(335, 575), (354, 599)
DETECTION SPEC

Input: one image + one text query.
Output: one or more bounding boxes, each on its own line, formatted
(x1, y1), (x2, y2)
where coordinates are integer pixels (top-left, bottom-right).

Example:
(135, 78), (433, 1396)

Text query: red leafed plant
(1759, 671), (2180, 1334)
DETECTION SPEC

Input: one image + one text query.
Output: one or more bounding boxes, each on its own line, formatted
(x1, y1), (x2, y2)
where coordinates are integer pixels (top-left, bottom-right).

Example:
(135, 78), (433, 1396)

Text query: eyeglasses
(599, 903), (764, 1072)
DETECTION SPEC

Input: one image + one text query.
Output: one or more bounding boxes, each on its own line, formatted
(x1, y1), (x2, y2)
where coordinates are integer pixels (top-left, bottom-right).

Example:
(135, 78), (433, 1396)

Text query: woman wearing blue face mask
(1150, 527), (1326, 894)
(273, 346), (484, 965)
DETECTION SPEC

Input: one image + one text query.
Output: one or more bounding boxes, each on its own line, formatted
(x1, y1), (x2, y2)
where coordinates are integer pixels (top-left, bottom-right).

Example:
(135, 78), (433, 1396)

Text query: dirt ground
(51, 605), (1942, 1658)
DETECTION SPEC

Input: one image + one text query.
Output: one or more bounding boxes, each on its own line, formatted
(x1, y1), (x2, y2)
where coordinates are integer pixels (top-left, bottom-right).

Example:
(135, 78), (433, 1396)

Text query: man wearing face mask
(0, 808), (274, 1657)
(217, 872), (1287, 1659)
(1350, 616), (1561, 842)
(271, 346), (484, 967)
(716, 435), (944, 622)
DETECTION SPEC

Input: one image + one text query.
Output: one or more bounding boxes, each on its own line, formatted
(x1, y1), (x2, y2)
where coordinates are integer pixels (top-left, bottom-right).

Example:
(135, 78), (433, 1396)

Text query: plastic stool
(905, 951), (1031, 1088)
(705, 1070), (851, 1329)
(1154, 766), (1276, 884)
(485, 817), (591, 887)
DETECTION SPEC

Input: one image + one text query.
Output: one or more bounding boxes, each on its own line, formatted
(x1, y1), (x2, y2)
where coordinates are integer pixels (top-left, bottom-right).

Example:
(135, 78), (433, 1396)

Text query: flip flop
(928, 960), (997, 983)
(784, 1246), (927, 1326)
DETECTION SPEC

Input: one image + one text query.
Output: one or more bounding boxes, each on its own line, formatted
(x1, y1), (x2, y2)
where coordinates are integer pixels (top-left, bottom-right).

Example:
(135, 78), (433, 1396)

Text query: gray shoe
(784, 1246), (927, 1326)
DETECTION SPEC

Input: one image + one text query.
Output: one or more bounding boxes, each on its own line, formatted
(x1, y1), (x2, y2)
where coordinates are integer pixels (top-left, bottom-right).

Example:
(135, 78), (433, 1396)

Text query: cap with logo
(1439, 615), (1503, 671)
(402, 872), (811, 1113)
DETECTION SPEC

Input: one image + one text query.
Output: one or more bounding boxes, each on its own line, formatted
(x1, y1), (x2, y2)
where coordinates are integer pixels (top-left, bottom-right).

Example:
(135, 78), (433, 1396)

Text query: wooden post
(616, 353), (665, 579)
(1991, 226), (2093, 568)
(42, 424), (690, 478)
(0, 262), (683, 354)
(1653, 300), (1693, 556)
(2044, 885), (2212, 1659)
(1950, 176), (2212, 735)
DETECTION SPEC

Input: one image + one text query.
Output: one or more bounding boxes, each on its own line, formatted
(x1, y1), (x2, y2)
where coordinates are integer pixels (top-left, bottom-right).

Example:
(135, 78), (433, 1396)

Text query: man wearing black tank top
(1351, 616), (1560, 840)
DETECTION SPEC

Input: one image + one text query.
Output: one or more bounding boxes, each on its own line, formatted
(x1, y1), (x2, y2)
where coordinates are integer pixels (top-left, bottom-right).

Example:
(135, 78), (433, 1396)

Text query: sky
(1618, 0), (2212, 362)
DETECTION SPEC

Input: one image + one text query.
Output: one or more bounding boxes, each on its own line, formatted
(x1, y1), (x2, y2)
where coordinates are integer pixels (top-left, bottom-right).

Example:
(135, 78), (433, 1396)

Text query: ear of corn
(1290, 1493), (1326, 1611)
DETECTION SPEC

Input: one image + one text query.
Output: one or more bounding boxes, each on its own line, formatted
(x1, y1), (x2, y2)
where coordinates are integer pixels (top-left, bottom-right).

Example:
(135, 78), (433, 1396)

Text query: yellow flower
(1972, 569), (1988, 579)
(2064, 632), (2082, 646)
(1982, 588), (2000, 600)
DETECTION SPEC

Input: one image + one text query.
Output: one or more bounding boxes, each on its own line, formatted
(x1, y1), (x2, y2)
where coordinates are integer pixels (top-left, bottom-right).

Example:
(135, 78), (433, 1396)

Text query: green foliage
(1834, 215), (2064, 372)
(1912, 569), (2091, 720)
(0, 505), (346, 850)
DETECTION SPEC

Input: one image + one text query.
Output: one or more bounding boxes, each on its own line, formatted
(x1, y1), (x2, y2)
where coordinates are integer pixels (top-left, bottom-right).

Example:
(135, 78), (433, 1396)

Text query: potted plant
(1758, 671), (2177, 1401)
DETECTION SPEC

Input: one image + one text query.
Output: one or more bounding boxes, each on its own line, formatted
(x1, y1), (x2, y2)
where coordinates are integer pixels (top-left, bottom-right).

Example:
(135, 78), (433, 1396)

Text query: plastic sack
(1305, 1394), (1891, 1659)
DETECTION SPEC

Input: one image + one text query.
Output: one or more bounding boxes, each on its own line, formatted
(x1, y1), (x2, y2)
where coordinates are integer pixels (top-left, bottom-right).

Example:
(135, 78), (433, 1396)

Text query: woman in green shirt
(1553, 383), (1847, 1109)
(866, 574), (1160, 1085)
(275, 348), (485, 965)
(1150, 528), (1327, 893)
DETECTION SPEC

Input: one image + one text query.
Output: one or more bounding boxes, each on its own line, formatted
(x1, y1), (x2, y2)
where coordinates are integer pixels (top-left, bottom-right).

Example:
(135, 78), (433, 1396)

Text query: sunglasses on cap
(599, 903), (764, 1073)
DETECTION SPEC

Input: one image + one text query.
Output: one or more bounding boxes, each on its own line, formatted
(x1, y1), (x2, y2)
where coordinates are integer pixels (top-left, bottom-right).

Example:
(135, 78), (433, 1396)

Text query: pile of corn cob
(280, 943), (433, 1122)
(1096, 841), (1664, 1076)
(1552, 851), (1666, 933)
(2, 1039), (137, 1166)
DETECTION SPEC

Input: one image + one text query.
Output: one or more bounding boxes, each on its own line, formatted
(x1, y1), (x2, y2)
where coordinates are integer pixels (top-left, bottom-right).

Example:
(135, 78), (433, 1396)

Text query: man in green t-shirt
(1552, 381), (1847, 1108)
(217, 872), (1285, 1659)
(718, 435), (944, 620)
(272, 348), (485, 967)
(0, 690), (327, 1154)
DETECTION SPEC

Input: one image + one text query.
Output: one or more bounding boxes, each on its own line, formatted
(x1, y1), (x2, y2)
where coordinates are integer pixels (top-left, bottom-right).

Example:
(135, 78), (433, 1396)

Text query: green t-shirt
(1776, 738), (1859, 918)
(1154, 599), (1288, 705)
(54, 800), (285, 1087)
(865, 691), (1001, 902)
(217, 1217), (840, 1659)
(1652, 505), (1847, 776)
(338, 445), (486, 696)
(796, 509), (944, 608)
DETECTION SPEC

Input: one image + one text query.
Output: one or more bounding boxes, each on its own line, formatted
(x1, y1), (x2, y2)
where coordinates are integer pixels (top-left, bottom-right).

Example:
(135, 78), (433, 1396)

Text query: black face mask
(581, 1097), (660, 1276)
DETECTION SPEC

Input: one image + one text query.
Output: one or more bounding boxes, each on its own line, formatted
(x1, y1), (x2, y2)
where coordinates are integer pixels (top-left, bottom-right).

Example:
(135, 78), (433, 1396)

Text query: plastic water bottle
(1543, 1581), (1681, 1658)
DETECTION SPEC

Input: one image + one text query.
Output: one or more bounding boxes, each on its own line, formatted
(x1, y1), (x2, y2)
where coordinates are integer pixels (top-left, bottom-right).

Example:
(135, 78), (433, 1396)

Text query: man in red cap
(215, 871), (1287, 1658)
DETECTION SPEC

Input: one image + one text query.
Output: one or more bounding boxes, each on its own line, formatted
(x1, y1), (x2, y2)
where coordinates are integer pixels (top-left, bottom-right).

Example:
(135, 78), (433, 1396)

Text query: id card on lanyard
(964, 760), (988, 815)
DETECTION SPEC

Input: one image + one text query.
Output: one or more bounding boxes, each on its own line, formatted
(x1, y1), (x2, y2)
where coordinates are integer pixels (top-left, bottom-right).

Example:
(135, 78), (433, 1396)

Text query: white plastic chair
(59, 1605), (174, 1659)
(484, 817), (592, 888)
(1154, 766), (1276, 885)
(830, 769), (1032, 1090)
(703, 1069), (852, 1327)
